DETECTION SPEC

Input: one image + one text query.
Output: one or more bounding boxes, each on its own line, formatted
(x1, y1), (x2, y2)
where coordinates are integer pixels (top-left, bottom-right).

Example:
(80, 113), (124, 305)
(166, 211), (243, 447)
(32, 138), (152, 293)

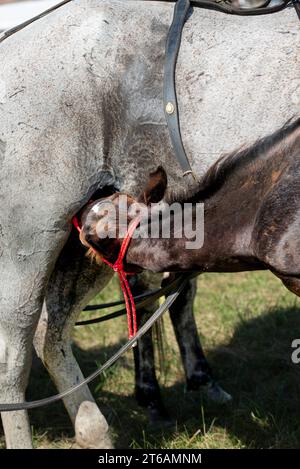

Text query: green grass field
(1, 271), (300, 449)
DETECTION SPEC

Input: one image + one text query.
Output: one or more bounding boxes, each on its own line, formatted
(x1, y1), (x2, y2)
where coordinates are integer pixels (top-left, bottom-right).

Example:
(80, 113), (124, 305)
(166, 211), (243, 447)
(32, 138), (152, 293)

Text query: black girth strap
(163, 0), (195, 179)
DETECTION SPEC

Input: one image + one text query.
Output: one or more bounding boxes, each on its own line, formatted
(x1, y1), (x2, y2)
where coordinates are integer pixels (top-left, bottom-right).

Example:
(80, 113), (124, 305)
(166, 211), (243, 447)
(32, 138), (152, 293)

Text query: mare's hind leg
(33, 232), (114, 449)
(0, 267), (46, 448)
(0, 223), (68, 448)
(169, 277), (232, 403)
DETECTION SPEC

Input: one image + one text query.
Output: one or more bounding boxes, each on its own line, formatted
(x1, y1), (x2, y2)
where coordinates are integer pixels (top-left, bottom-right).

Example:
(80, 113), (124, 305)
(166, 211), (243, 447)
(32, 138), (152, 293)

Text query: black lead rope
(77, 275), (184, 326)
(82, 288), (160, 312)
(0, 275), (195, 412)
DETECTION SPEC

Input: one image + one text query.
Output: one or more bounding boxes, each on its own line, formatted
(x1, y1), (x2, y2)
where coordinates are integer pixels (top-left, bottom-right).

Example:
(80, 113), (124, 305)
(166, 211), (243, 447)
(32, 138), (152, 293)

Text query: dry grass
(1, 270), (300, 448)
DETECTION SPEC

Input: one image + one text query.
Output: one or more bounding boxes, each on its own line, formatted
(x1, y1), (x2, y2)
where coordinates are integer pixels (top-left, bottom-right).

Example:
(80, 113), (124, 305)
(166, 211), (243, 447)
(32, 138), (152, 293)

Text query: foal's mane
(167, 117), (300, 204)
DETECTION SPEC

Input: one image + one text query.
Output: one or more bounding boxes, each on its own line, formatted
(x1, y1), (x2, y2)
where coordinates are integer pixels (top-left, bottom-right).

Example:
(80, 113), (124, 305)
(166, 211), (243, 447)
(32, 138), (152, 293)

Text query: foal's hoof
(147, 406), (175, 429)
(201, 382), (232, 404)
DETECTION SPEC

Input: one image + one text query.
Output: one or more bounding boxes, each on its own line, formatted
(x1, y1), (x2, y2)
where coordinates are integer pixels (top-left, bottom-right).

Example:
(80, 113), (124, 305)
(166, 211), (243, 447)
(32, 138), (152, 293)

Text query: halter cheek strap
(72, 215), (142, 340)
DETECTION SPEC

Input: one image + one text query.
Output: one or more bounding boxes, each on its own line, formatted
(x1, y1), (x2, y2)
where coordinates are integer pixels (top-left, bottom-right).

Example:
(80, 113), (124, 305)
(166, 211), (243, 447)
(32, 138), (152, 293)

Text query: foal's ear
(138, 166), (168, 205)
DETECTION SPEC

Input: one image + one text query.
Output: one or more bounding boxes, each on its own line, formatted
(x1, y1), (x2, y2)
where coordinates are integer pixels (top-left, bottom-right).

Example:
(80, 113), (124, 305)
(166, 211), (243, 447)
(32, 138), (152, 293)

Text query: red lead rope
(72, 214), (142, 340)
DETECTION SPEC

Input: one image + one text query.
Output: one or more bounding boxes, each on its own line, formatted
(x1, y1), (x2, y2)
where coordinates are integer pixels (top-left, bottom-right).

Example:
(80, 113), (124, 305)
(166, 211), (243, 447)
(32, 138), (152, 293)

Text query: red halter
(72, 214), (141, 340)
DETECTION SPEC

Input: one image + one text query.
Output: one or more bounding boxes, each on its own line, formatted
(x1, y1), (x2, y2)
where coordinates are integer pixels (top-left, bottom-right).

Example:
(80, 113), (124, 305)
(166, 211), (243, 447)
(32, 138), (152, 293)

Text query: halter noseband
(73, 214), (141, 340)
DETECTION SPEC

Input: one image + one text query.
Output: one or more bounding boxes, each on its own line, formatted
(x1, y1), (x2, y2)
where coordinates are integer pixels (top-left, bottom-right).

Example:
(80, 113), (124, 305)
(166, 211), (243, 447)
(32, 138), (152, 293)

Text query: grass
(1, 270), (300, 448)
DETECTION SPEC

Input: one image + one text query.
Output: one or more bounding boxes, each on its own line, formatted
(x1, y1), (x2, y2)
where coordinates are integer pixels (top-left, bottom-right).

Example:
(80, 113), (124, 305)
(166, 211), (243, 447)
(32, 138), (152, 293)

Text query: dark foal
(80, 118), (300, 414)
(81, 118), (300, 288)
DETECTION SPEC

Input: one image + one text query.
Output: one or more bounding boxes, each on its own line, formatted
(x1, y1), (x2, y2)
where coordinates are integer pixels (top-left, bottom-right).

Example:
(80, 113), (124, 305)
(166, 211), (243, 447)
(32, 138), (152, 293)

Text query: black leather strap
(164, 0), (196, 179)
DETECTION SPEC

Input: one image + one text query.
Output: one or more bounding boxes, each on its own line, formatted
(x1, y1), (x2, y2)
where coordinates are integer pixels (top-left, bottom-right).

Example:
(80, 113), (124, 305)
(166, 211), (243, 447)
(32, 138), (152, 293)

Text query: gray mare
(0, 0), (299, 448)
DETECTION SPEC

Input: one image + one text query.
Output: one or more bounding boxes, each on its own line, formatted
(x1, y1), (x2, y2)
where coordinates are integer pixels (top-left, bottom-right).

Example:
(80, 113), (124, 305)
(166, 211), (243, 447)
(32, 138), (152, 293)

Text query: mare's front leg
(34, 231), (114, 449)
(169, 276), (232, 403)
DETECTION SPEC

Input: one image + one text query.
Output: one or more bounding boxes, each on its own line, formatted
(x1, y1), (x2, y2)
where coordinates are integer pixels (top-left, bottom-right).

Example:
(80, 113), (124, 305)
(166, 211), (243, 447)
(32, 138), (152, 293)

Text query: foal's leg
(279, 276), (300, 297)
(129, 273), (172, 425)
(169, 277), (232, 403)
(34, 233), (114, 449)
(131, 274), (231, 427)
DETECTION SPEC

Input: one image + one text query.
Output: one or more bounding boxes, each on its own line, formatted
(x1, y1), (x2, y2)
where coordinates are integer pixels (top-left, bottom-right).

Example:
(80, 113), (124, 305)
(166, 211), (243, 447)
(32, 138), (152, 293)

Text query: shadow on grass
(7, 304), (300, 448)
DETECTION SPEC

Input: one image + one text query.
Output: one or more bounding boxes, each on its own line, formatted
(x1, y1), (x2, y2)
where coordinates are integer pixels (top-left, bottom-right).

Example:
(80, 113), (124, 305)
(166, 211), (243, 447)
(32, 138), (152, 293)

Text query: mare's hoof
(75, 401), (114, 449)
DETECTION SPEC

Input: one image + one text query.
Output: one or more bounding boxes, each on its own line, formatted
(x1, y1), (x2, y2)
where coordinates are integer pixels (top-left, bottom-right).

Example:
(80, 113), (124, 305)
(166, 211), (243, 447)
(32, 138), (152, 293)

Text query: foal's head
(79, 167), (168, 265)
